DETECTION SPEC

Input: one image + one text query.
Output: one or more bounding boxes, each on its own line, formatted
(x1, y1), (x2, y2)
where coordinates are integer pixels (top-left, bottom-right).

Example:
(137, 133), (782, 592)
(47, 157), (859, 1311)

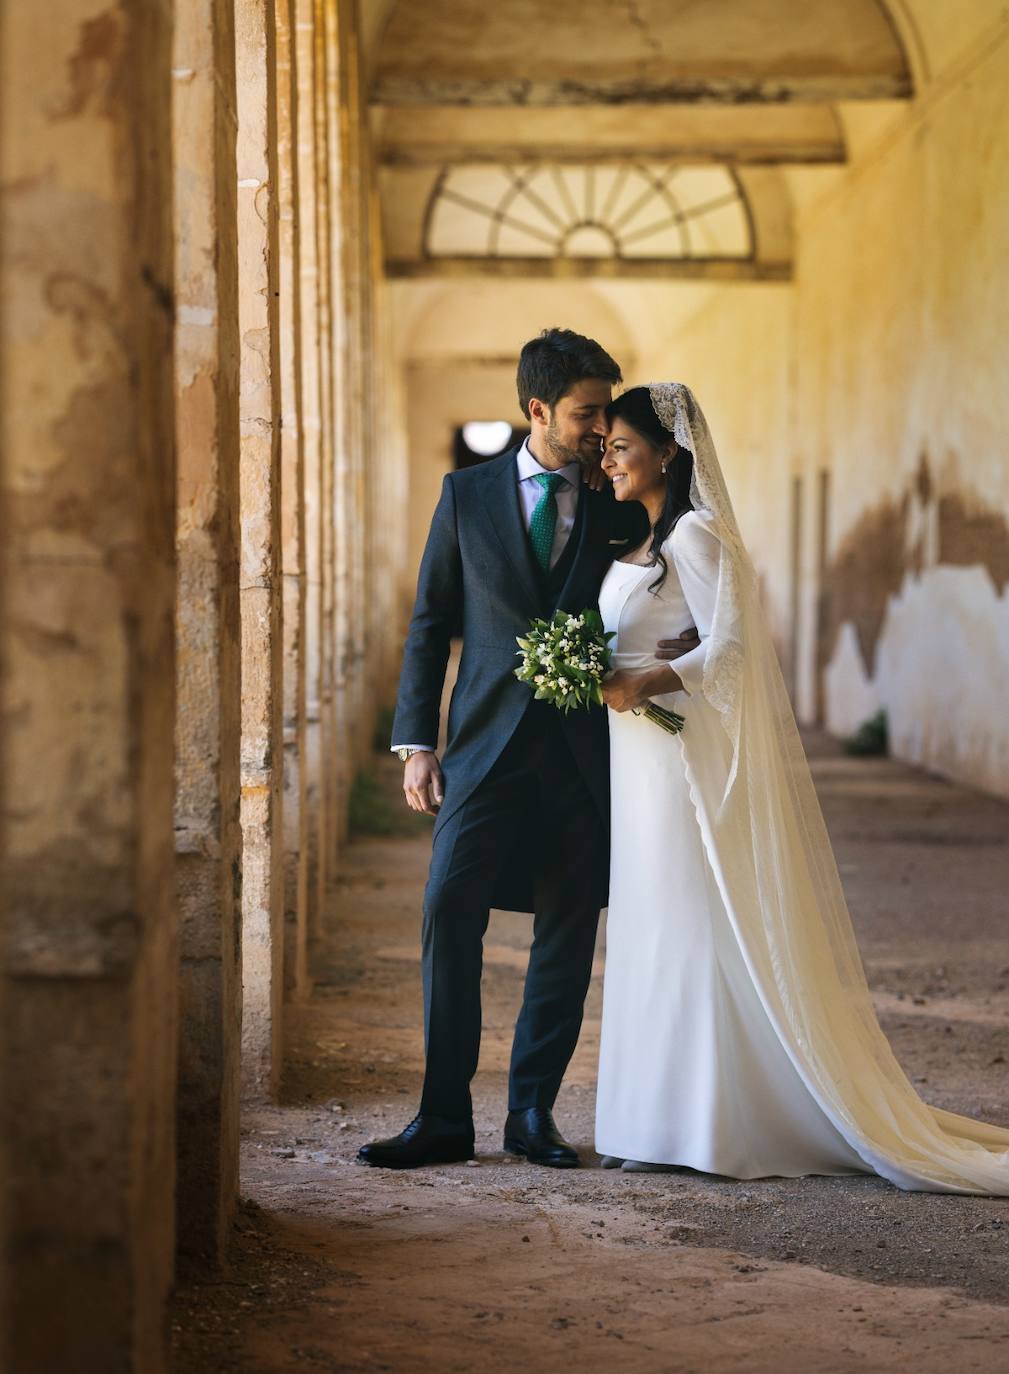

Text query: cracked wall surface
(1, 1), (178, 1367)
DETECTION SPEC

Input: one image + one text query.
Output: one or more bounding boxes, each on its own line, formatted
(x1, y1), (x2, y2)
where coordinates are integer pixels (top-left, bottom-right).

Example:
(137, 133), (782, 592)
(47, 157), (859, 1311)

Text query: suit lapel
(554, 483), (603, 611)
(479, 449), (543, 613)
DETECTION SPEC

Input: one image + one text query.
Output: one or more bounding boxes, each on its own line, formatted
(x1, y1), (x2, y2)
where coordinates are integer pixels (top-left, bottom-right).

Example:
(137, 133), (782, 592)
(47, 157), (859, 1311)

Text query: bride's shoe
(620, 1159), (678, 1172)
(599, 1154), (625, 1169)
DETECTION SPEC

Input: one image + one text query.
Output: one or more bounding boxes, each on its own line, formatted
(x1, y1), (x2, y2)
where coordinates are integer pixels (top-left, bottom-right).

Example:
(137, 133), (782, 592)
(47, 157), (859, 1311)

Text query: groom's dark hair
(517, 327), (621, 419)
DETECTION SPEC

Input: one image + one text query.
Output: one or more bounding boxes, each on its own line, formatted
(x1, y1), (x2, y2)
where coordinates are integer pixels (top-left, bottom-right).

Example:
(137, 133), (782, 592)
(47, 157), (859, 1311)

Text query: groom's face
(542, 378), (612, 466)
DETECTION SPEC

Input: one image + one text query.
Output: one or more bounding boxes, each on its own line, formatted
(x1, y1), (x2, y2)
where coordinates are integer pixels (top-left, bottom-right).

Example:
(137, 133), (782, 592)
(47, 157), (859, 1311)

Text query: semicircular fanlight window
(426, 163), (751, 261)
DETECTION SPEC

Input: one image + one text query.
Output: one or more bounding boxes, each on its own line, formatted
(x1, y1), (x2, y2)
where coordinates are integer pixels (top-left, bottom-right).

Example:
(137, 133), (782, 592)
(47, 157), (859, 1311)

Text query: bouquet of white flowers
(514, 609), (685, 734)
(514, 609), (613, 712)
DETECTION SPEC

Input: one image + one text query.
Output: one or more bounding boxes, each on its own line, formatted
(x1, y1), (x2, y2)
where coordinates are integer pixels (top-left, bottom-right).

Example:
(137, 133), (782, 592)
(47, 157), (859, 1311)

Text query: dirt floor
(173, 733), (1009, 1373)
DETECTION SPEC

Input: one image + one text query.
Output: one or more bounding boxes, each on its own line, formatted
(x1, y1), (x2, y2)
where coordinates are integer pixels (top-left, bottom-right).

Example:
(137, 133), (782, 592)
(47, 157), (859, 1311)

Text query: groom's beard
(545, 419), (595, 468)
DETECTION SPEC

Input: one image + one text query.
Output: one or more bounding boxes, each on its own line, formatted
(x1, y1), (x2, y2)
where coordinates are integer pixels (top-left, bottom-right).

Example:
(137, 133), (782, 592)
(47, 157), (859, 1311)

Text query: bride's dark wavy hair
(605, 386), (694, 594)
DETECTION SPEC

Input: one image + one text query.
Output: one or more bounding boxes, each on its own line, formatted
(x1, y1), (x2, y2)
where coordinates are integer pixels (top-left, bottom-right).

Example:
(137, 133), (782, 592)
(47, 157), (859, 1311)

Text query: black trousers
(419, 705), (607, 1120)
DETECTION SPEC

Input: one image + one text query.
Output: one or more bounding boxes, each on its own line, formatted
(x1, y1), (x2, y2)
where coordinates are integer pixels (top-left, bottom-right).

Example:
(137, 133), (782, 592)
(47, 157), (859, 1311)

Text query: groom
(358, 328), (695, 1170)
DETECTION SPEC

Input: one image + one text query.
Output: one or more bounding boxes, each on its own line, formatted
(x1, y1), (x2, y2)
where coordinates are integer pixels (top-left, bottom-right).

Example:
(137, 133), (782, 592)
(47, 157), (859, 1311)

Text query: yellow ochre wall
(642, 26), (1009, 797)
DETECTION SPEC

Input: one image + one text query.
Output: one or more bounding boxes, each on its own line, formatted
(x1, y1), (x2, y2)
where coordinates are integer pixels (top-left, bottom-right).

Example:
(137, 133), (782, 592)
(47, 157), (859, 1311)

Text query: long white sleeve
(666, 510), (721, 697)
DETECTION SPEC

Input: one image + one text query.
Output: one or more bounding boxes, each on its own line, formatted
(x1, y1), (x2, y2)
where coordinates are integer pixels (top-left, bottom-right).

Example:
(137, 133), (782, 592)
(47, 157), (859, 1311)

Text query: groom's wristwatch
(397, 747), (420, 762)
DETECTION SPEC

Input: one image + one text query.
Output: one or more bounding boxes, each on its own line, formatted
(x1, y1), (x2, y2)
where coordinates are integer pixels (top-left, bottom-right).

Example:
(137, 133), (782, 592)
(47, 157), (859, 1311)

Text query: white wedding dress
(595, 489), (1009, 1190)
(596, 512), (868, 1178)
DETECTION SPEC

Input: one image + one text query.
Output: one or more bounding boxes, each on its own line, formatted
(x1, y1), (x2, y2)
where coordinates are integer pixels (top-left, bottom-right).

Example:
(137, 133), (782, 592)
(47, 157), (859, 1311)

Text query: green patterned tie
(529, 472), (566, 572)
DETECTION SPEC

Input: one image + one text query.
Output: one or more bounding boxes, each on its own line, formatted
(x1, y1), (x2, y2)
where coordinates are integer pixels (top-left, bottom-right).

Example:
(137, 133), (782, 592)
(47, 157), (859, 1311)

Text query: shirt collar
(516, 437), (580, 488)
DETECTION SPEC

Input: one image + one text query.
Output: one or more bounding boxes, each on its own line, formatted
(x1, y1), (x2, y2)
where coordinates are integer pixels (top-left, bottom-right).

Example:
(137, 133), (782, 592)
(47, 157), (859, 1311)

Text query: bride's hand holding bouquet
(514, 610), (686, 735)
(601, 665), (678, 712)
(601, 666), (686, 735)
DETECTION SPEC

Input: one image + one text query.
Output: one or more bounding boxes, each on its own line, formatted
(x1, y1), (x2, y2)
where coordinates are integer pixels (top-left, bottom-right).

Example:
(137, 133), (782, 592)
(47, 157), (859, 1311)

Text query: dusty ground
(174, 733), (1009, 1373)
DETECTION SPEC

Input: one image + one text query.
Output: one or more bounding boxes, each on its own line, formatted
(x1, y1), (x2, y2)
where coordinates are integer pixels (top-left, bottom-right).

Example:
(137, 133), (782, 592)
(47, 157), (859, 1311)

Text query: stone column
(294, 0), (326, 942)
(236, 0), (285, 1099)
(324, 0), (353, 857)
(315, 0), (341, 896)
(275, 0), (310, 999)
(332, 0), (381, 802)
(348, 17), (378, 759)
(172, 0), (243, 1266)
(0, 2), (178, 1368)
(368, 203), (406, 707)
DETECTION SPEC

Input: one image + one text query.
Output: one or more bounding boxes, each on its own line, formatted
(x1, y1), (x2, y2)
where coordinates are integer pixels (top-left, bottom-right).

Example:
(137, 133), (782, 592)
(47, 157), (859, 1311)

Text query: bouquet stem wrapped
(633, 701), (685, 735)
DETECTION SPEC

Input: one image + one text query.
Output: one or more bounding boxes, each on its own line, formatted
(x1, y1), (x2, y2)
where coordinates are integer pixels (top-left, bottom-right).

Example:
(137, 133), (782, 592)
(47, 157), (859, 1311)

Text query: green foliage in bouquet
(514, 609), (614, 713)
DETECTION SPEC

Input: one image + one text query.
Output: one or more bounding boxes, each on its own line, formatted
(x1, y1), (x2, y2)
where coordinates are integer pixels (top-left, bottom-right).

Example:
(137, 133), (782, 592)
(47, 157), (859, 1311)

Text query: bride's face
(602, 418), (666, 504)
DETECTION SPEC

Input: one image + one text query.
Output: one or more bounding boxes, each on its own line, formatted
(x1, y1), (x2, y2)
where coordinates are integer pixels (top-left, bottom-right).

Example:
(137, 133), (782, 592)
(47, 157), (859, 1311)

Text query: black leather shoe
(356, 1114), (475, 1169)
(503, 1108), (580, 1168)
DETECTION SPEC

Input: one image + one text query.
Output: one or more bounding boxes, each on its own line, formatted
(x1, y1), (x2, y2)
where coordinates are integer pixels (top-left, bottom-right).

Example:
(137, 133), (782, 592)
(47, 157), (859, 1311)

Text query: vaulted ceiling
(372, 0), (910, 104)
(364, 0), (922, 281)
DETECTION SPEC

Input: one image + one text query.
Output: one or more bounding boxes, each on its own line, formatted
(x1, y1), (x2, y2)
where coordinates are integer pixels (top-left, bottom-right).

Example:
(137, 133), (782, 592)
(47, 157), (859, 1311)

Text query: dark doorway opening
(453, 421), (529, 470)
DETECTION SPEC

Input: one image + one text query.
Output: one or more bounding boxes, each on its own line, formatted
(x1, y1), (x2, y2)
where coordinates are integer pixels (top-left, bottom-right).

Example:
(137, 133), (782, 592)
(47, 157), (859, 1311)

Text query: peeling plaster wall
(794, 28), (1009, 796)
(584, 25), (1009, 800)
(1, 1), (178, 1364)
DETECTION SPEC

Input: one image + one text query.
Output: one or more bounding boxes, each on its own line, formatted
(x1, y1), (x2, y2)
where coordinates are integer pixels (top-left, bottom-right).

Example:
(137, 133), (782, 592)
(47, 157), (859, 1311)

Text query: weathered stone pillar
(346, 15), (378, 763)
(275, 0), (310, 999)
(332, 0), (388, 812)
(324, 0), (353, 859)
(0, 2), (178, 1368)
(294, 0), (326, 943)
(236, 0), (285, 1098)
(315, 0), (341, 899)
(368, 213), (406, 707)
(172, 0), (242, 1266)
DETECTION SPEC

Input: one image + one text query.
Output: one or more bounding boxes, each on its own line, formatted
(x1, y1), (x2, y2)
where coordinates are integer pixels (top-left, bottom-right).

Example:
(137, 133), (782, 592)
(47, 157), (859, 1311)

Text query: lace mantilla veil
(648, 381), (1009, 1193)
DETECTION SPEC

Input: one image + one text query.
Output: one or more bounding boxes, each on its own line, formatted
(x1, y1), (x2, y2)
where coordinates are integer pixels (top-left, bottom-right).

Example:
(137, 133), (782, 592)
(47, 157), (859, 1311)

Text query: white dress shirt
(393, 441), (582, 753)
(515, 438), (581, 570)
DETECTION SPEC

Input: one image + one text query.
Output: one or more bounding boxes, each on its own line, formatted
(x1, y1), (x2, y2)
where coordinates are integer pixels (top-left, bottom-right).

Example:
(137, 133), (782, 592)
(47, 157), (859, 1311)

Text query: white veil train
(649, 381), (1009, 1194)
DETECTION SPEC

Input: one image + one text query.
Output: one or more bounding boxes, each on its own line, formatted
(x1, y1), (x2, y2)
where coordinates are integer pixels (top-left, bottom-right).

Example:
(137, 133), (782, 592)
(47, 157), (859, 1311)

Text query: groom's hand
(655, 627), (700, 660)
(403, 752), (444, 815)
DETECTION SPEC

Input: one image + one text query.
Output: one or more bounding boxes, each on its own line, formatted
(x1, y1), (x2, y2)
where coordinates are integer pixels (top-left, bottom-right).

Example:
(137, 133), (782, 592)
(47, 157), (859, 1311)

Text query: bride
(594, 382), (1009, 1192)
